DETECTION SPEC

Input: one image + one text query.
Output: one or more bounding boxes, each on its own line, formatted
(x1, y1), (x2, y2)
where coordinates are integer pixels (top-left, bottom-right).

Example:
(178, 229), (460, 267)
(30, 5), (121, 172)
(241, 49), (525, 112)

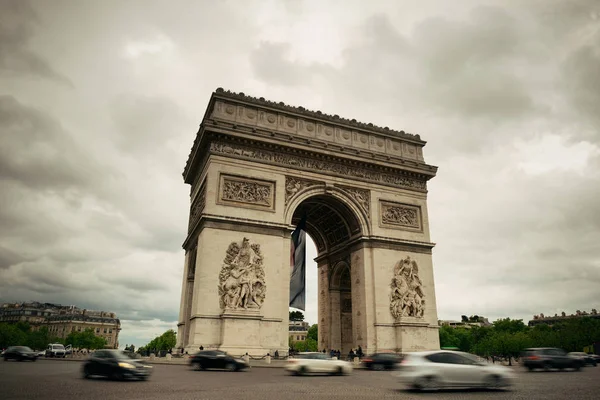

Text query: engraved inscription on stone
(218, 174), (275, 210)
(285, 176), (322, 205)
(188, 180), (206, 232)
(338, 186), (370, 218)
(218, 238), (266, 311)
(380, 201), (421, 230)
(390, 256), (425, 320)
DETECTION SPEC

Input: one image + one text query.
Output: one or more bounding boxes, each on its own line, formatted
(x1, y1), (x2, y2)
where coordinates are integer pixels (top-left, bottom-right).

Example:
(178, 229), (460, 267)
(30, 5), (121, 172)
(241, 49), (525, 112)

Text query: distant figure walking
(199, 345), (204, 351)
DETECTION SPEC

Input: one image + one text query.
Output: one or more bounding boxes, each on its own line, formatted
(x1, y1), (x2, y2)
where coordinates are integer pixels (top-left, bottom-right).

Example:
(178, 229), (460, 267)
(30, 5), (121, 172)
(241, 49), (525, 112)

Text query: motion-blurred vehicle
(361, 353), (403, 370)
(37, 350), (45, 357)
(82, 349), (153, 380)
(3, 346), (38, 362)
(65, 345), (72, 355)
(45, 343), (66, 358)
(393, 350), (514, 391)
(521, 348), (583, 371)
(568, 352), (597, 367)
(189, 350), (249, 372)
(286, 352), (353, 375)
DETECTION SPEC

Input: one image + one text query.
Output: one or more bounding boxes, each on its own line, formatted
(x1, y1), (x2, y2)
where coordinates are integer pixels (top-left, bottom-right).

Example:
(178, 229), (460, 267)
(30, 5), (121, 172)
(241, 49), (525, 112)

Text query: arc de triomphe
(177, 88), (440, 355)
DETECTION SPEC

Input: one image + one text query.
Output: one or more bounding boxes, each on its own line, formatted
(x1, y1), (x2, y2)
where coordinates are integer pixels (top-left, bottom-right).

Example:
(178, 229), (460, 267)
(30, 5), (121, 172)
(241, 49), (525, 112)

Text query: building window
(103, 328), (107, 334)
(72, 327), (76, 332)
(109, 328), (112, 333)
(107, 337), (111, 343)
(96, 328), (99, 333)
(77, 327), (81, 332)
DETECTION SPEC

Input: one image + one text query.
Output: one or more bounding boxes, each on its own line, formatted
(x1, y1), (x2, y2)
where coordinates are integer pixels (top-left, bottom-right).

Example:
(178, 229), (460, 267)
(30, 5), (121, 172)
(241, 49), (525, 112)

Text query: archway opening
(290, 194), (363, 356)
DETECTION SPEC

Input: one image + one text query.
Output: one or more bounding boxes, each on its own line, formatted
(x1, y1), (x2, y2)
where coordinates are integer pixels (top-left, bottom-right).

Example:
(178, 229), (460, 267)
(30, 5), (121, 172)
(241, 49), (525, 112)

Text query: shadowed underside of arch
(291, 195), (362, 254)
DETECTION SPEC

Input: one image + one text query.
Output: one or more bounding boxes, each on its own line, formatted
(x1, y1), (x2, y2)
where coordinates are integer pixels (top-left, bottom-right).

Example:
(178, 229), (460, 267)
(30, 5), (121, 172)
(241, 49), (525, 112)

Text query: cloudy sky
(1, 0), (599, 347)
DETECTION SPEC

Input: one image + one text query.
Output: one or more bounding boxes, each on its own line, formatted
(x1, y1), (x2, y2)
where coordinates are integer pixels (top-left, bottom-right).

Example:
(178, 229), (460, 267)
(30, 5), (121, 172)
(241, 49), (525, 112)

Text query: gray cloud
(1, 0), (599, 346)
(0, 0), (72, 85)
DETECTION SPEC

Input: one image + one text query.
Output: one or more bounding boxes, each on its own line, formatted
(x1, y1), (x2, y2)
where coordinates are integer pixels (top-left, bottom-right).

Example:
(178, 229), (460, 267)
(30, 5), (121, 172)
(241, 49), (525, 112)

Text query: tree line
(440, 317), (600, 364)
(0, 322), (107, 350)
(136, 329), (176, 356)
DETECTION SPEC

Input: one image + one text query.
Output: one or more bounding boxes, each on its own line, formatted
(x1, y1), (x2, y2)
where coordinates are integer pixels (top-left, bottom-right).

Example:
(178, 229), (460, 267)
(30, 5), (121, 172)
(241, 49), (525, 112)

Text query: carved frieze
(218, 174), (275, 211)
(211, 141), (427, 192)
(188, 180), (207, 232)
(380, 201), (422, 231)
(218, 238), (266, 311)
(390, 256), (425, 320)
(285, 176), (322, 206)
(338, 185), (370, 218)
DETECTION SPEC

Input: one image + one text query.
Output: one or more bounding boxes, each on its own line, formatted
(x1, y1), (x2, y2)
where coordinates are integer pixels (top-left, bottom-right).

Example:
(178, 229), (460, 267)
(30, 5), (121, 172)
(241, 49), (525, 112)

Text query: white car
(286, 352), (353, 375)
(394, 350), (515, 391)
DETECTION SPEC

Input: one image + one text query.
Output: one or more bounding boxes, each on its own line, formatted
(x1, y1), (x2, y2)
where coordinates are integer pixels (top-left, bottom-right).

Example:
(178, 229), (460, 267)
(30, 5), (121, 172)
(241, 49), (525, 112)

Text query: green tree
(307, 324), (318, 341)
(292, 338), (318, 352)
(289, 311), (304, 321)
(493, 318), (527, 334)
(141, 329), (177, 354)
(65, 329), (106, 350)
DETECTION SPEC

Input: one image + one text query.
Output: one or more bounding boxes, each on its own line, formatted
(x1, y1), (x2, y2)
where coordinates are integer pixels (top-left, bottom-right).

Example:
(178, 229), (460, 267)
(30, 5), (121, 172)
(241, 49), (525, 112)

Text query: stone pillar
(329, 289), (341, 351)
(265, 354), (271, 364)
(317, 261), (330, 351)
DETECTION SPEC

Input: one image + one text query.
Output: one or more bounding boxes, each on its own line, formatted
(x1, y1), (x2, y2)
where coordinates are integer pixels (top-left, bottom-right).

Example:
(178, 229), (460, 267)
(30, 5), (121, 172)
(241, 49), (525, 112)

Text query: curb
(39, 357), (368, 369)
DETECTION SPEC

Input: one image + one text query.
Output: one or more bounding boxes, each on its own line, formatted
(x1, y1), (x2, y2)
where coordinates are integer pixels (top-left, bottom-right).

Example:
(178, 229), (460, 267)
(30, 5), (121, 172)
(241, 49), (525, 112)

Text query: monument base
(394, 319), (440, 352)
(219, 309), (265, 356)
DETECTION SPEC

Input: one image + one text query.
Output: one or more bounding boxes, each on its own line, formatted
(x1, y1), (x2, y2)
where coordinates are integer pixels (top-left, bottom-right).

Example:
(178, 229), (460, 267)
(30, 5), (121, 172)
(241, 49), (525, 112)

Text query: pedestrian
(199, 345), (204, 351)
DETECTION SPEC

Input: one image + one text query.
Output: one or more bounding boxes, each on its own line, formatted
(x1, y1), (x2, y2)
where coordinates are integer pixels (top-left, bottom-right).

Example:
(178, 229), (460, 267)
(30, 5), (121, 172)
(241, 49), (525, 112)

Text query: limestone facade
(178, 89), (440, 355)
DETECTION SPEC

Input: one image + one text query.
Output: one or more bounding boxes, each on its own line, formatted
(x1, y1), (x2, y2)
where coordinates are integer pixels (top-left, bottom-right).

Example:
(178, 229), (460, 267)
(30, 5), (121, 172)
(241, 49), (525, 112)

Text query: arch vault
(177, 89), (440, 355)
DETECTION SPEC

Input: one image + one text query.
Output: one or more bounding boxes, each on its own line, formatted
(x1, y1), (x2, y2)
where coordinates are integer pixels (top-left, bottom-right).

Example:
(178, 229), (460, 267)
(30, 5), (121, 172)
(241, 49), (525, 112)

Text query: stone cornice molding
(196, 135), (433, 194)
(183, 88), (438, 182)
(213, 88), (424, 142)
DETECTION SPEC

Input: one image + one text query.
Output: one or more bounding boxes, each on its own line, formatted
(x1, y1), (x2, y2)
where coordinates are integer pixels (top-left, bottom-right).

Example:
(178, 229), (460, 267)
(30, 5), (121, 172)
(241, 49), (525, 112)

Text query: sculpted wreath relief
(390, 256), (425, 319)
(219, 238), (266, 310)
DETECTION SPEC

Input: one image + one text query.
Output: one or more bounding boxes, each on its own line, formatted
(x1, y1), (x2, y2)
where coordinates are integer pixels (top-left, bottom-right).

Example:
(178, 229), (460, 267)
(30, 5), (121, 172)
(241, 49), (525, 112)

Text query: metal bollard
(243, 354), (250, 364)
(353, 357), (360, 366)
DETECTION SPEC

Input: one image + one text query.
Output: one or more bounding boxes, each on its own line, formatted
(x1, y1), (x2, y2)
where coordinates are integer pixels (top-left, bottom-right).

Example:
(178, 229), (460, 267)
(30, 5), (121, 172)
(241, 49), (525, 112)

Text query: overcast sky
(1, 0), (599, 347)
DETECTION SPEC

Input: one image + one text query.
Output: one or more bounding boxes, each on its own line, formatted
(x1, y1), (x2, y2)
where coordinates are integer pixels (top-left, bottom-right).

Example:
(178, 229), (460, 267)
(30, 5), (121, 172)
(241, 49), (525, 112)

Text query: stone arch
(285, 186), (370, 254)
(330, 261), (351, 291)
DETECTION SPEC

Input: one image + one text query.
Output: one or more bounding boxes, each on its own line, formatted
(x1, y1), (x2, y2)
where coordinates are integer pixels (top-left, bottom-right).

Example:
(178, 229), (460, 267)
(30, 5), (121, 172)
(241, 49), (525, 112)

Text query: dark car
(189, 350), (249, 371)
(568, 352), (598, 367)
(521, 348), (584, 371)
(3, 346), (38, 362)
(82, 349), (153, 381)
(361, 353), (403, 370)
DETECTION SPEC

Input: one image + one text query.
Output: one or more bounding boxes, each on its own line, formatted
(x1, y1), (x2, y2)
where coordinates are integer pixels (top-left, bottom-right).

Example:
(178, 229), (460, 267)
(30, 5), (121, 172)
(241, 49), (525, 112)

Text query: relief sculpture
(285, 176), (321, 205)
(390, 256), (425, 320)
(219, 238), (266, 311)
(338, 186), (370, 218)
(220, 175), (273, 208)
(211, 141), (427, 191)
(381, 202), (421, 230)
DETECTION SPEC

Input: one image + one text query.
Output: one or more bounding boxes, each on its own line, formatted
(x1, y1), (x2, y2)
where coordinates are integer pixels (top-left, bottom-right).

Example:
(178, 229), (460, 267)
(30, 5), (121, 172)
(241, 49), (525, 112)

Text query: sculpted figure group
(390, 256), (425, 320)
(219, 238), (267, 310)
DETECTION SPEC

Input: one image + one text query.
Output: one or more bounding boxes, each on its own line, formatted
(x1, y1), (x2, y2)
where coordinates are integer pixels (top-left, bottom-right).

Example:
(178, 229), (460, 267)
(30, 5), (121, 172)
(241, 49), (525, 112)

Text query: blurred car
(189, 350), (249, 372)
(3, 346), (38, 362)
(393, 350), (514, 391)
(286, 352), (353, 375)
(65, 345), (72, 355)
(82, 349), (152, 381)
(521, 348), (583, 371)
(361, 353), (403, 370)
(45, 343), (66, 358)
(37, 350), (45, 357)
(568, 352), (597, 367)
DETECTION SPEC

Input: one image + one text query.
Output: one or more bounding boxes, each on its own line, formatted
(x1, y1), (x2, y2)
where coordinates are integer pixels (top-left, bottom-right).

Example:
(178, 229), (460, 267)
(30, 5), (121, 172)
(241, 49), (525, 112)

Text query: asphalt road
(1, 359), (599, 400)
